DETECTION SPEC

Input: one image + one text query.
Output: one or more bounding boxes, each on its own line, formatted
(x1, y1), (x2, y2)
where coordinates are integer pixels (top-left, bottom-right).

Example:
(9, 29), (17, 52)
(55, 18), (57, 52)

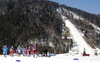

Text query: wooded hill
(0, 0), (63, 54)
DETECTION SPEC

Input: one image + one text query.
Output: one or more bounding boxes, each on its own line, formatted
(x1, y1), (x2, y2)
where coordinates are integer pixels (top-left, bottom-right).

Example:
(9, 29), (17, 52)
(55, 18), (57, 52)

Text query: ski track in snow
(63, 16), (94, 54)
(0, 54), (100, 62)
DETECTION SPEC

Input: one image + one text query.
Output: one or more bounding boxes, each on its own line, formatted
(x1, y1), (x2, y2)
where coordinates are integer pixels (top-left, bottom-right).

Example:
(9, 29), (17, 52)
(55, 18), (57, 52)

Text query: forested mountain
(0, 0), (63, 54)
(0, 0), (100, 54)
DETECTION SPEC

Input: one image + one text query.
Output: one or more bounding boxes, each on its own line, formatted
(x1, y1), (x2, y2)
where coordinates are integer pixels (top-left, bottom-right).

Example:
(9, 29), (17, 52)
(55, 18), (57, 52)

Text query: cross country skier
(32, 45), (37, 57)
(3, 45), (8, 57)
(25, 47), (27, 56)
(27, 46), (31, 57)
(17, 45), (22, 56)
(22, 48), (25, 56)
(43, 48), (48, 56)
(10, 46), (14, 57)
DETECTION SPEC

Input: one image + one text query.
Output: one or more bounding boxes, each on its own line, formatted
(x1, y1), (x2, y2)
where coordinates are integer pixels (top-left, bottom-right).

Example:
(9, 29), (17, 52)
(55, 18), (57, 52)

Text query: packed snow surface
(0, 54), (100, 62)
(63, 15), (94, 54)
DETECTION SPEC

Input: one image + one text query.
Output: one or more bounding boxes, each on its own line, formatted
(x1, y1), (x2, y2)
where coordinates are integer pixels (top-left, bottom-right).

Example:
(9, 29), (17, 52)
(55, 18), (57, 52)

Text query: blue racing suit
(3, 47), (8, 56)
(22, 48), (25, 55)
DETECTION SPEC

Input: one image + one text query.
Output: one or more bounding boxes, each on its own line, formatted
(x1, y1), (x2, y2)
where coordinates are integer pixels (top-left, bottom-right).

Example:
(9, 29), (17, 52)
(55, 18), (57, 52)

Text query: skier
(10, 46), (14, 57)
(43, 48), (48, 56)
(17, 45), (22, 56)
(24, 47), (27, 56)
(3, 45), (8, 57)
(27, 46), (31, 57)
(22, 48), (25, 56)
(32, 45), (37, 57)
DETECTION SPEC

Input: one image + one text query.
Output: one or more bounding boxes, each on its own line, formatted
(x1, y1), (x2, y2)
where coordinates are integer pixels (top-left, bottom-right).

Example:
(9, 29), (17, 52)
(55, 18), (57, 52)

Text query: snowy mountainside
(62, 8), (84, 20)
(56, 7), (100, 54)
(62, 7), (100, 32)
(89, 23), (100, 31)
(64, 16), (94, 54)
(59, 6), (100, 49)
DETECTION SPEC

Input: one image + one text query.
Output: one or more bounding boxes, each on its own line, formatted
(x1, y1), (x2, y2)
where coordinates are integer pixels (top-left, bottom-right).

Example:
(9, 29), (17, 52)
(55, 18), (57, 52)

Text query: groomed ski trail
(62, 15), (94, 54)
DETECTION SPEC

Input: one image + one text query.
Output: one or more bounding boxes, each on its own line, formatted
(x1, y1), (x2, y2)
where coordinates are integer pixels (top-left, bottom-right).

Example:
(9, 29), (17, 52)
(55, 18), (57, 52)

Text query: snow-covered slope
(89, 23), (100, 31)
(62, 8), (84, 20)
(64, 16), (94, 54)
(57, 7), (94, 54)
